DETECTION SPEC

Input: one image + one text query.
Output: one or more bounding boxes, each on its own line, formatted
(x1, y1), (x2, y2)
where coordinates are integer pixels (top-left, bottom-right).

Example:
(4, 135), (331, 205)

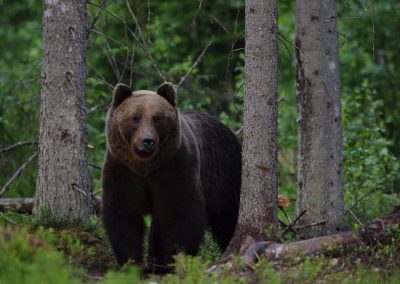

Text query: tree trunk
(34, 0), (93, 222)
(295, 0), (345, 236)
(225, 0), (279, 255)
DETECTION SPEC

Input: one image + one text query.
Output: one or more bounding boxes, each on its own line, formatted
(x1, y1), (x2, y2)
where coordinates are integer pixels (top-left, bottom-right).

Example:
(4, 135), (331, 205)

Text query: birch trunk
(225, 0), (278, 254)
(295, 0), (345, 236)
(34, 0), (93, 222)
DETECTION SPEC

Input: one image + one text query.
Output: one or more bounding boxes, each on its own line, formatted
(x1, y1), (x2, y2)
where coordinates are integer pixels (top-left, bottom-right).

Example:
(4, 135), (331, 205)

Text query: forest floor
(1, 211), (400, 283)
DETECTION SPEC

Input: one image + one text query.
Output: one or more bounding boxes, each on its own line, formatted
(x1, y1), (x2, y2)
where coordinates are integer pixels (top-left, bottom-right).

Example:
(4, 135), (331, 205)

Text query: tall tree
(34, 1), (93, 221)
(225, 0), (278, 254)
(295, 0), (345, 236)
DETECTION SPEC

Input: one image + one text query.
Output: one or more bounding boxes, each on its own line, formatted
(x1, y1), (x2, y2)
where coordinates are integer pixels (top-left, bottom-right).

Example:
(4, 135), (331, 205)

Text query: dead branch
(0, 141), (38, 154)
(0, 198), (34, 214)
(0, 197), (102, 215)
(124, 0), (168, 82)
(88, 0), (168, 82)
(294, 220), (327, 231)
(176, 36), (214, 91)
(281, 206), (310, 237)
(324, 0), (375, 22)
(209, 205), (400, 275)
(89, 163), (102, 170)
(0, 152), (38, 197)
(88, 0), (111, 38)
(191, 0), (204, 26)
(207, 12), (229, 34)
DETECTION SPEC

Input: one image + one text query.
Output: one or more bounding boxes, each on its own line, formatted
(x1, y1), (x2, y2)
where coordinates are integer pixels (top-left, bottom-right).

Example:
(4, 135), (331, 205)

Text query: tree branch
(176, 36), (214, 91)
(0, 141), (38, 154)
(0, 152), (38, 197)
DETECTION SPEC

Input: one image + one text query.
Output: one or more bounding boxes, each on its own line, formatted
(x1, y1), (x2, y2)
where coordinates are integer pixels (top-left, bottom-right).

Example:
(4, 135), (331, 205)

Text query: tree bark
(225, 0), (279, 255)
(34, 0), (93, 222)
(295, 0), (345, 236)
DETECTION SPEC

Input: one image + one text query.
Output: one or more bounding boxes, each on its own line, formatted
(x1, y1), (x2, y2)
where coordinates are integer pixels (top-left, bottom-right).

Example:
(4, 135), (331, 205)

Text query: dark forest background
(1, 0), (399, 222)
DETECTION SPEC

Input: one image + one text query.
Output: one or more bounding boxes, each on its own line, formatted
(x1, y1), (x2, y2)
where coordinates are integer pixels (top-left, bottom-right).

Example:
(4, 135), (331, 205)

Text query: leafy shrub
(0, 228), (82, 284)
(342, 80), (400, 221)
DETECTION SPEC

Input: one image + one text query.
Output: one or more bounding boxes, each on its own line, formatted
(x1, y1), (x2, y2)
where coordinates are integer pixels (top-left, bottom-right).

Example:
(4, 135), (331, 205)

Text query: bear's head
(106, 82), (181, 176)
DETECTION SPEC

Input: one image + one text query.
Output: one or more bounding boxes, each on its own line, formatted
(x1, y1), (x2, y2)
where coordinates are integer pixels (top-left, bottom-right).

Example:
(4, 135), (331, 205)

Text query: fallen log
(0, 197), (102, 215)
(208, 205), (400, 274)
(0, 198), (34, 214)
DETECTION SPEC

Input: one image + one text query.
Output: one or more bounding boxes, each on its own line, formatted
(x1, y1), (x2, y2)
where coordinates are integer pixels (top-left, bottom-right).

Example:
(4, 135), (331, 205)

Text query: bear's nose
(142, 139), (155, 149)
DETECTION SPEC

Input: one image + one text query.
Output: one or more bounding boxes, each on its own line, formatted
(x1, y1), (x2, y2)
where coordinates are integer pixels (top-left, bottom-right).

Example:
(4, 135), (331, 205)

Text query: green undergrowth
(1, 211), (400, 283)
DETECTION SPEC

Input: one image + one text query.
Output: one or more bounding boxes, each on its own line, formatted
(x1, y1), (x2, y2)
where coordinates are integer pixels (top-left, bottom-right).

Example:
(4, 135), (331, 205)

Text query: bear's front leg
(103, 212), (145, 266)
(147, 193), (207, 272)
(102, 153), (148, 266)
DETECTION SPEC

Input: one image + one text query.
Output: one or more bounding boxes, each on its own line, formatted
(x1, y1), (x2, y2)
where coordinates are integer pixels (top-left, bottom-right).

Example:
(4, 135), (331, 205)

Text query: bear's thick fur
(102, 82), (241, 271)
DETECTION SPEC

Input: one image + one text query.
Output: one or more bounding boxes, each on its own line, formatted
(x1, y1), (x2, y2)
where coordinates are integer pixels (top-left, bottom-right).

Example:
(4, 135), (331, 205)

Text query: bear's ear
(112, 83), (132, 108)
(157, 82), (177, 107)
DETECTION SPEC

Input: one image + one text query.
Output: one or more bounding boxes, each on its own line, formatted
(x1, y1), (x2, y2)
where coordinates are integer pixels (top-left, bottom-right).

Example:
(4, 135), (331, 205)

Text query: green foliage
(343, 81), (400, 221)
(82, 214), (103, 235)
(0, 4), (400, 283)
(158, 254), (246, 284)
(0, 228), (82, 284)
(32, 204), (61, 227)
(197, 231), (221, 263)
(1, 0), (399, 227)
(1, 214), (400, 283)
(99, 265), (142, 284)
(343, 266), (400, 284)
(255, 260), (284, 284)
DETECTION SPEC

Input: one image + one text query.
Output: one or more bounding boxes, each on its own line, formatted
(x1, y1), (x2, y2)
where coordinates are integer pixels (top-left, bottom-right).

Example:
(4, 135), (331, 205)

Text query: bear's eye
(153, 116), (161, 124)
(132, 116), (141, 124)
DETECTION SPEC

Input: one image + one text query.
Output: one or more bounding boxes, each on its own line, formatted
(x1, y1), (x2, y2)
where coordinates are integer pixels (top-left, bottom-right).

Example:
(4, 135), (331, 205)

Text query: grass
(0, 211), (400, 283)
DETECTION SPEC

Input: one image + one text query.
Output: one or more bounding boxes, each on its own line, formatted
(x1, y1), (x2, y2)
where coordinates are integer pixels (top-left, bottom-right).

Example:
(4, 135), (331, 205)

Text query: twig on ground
(346, 206), (363, 225)
(281, 206), (310, 237)
(279, 207), (291, 224)
(0, 152), (38, 197)
(0, 212), (17, 225)
(294, 220), (327, 231)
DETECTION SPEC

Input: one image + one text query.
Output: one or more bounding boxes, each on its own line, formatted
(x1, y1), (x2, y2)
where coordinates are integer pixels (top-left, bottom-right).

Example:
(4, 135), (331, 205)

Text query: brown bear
(101, 82), (241, 272)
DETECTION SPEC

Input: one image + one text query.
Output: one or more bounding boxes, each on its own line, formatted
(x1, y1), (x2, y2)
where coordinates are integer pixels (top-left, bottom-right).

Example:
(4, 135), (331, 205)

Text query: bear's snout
(143, 138), (155, 150)
(133, 137), (157, 158)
